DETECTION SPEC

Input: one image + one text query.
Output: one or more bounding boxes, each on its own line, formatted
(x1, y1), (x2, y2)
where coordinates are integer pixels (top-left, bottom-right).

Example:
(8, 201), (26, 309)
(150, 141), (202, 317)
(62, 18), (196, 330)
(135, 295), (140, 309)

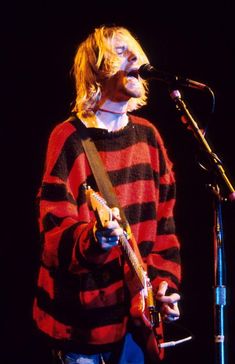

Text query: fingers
(163, 314), (179, 322)
(162, 302), (179, 315)
(95, 232), (119, 250)
(156, 280), (181, 322)
(97, 207), (122, 235)
(104, 217), (123, 237)
(161, 302), (180, 322)
(157, 281), (168, 297)
(156, 281), (180, 304)
(94, 214), (123, 251)
(111, 207), (121, 221)
(104, 220), (122, 234)
(158, 292), (181, 304)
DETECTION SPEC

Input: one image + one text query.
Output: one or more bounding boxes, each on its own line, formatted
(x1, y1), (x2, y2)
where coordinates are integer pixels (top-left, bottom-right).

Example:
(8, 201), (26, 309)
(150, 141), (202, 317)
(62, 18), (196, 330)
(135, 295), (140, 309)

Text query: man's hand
(156, 281), (180, 322)
(94, 207), (123, 250)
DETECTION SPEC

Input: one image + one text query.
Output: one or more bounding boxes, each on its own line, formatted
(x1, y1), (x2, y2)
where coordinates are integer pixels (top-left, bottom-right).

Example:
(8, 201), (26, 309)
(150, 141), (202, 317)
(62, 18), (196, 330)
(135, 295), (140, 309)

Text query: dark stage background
(2, 1), (235, 363)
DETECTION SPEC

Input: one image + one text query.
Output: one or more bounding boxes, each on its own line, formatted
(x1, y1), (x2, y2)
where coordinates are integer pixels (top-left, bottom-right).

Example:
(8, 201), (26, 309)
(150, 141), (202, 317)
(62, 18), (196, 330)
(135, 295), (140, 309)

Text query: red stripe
(157, 199), (176, 221)
(148, 254), (181, 282)
(154, 234), (180, 251)
(98, 142), (160, 172)
(41, 200), (78, 218)
(43, 175), (68, 184)
(131, 220), (157, 245)
(160, 173), (175, 184)
(37, 266), (55, 299)
(115, 180), (158, 208)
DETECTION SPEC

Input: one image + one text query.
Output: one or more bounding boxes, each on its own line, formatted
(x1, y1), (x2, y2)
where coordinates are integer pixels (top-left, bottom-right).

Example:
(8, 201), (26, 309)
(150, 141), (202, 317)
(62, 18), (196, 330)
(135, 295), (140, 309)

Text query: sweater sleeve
(147, 130), (181, 295)
(38, 122), (115, 272)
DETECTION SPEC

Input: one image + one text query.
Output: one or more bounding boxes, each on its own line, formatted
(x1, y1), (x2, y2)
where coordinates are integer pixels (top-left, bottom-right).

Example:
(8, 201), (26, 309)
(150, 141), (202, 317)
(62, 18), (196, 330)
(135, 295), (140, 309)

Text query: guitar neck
(119, 234), (146, 289)
(86, 187), (147, 289)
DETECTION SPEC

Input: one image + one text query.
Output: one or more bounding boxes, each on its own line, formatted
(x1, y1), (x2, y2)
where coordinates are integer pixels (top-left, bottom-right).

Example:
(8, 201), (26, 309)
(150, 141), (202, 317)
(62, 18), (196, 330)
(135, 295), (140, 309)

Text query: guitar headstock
(84, 184), (112, 228)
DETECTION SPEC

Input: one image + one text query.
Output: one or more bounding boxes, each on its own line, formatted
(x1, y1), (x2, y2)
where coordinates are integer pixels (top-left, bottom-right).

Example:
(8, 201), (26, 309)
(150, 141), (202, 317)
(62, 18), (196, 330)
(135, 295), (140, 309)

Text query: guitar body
(130, 289), (164, 362)
(85, 186), (164, 361)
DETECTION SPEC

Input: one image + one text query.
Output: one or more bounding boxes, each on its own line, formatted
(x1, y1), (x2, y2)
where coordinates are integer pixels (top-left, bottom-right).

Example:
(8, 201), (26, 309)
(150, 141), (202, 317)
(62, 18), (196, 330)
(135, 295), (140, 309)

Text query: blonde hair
(72, 25), (149, 117)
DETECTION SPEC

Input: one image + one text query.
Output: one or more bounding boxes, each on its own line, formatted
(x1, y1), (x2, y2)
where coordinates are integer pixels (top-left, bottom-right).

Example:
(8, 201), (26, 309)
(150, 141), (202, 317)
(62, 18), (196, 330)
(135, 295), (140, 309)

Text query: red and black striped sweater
(33, 114), (181, 352)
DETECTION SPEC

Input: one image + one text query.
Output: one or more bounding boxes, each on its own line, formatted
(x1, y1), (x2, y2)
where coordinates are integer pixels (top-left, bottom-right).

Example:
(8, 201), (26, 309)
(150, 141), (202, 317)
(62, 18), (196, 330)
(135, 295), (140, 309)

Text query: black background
(2, 1), (235, 363)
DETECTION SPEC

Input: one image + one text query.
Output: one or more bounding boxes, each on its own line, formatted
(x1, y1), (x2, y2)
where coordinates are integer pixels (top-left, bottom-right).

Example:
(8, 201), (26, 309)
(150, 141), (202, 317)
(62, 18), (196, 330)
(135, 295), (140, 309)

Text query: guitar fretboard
(119, 234), (146, 288)
(91, 190), (146, 288)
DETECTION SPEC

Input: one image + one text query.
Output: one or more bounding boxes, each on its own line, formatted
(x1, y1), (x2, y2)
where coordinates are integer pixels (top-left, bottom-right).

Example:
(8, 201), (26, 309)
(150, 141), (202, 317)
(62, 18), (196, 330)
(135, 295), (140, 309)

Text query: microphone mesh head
(138, 64), (155, 79)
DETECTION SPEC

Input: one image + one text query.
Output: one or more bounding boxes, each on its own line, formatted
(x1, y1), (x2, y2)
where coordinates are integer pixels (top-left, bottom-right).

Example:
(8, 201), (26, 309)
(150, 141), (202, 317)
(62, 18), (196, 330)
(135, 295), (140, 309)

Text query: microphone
(138, 63), (208, 90)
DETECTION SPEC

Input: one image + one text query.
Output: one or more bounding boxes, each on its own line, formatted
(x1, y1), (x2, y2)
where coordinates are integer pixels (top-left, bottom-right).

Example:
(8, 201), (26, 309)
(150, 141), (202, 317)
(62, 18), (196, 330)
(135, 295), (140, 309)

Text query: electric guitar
(85, 186), (165, 361)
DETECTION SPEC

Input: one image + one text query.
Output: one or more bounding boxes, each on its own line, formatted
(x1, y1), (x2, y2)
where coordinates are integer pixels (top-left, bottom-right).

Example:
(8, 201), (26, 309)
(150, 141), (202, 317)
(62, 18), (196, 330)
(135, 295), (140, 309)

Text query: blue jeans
(59, 333), (145, 364)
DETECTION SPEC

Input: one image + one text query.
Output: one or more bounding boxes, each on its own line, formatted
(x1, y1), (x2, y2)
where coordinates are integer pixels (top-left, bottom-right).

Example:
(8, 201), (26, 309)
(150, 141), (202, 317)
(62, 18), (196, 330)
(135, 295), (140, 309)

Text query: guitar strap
(73, 116), (146, 268)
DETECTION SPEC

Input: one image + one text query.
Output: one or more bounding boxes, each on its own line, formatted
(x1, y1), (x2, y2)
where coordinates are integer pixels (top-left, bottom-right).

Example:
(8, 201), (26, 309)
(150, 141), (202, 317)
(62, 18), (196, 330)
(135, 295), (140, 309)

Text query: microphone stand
(169, 88), (235, 364)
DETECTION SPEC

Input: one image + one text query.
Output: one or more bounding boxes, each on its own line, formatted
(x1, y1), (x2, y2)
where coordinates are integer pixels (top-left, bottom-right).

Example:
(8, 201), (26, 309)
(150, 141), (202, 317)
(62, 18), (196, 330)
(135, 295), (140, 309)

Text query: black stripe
(157, 217), (176, 235)
(158, 147), (169, 177)
(51, 130), (83, 181)
(74, 181), (99, 209)
(152, 247), (181, 264)
(43, 213), (65, 232)
(44, 257), (124, 291)
(57, 223), (82, 271)
(36, 287), (128, 328)
(77, 164), (159, 206)
(138, 241), (154, 257)
(148, 266), (180, 287)
(108, 163), (159, 188)
(159, 183), (175, 203)
(71, 116), (159, 151)
(41, 182), (77, 205)
(93, 123), (159, 151)
(77, 182), (90, 208)
(124, 201), (156, 225)
(78, 258), (124, 291)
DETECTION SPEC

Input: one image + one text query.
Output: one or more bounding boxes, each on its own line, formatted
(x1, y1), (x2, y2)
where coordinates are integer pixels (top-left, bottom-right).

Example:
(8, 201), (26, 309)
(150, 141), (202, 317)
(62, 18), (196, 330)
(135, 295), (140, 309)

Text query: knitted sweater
(33, 114), (181, 352)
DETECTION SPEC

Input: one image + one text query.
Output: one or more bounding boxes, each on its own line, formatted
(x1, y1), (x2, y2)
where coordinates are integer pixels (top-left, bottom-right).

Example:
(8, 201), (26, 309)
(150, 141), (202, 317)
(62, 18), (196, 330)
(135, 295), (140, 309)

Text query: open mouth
(126, 69), (139, 79)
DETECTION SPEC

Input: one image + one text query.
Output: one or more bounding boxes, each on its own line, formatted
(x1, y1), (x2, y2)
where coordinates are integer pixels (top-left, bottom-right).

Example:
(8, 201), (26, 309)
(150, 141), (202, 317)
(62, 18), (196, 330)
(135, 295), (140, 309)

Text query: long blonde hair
(72, 26), (149, 117)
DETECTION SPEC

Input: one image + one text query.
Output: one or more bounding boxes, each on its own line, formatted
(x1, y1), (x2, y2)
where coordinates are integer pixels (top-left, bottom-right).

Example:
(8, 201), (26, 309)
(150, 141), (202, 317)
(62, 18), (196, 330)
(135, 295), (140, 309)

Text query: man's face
(101, 36), (145, 102)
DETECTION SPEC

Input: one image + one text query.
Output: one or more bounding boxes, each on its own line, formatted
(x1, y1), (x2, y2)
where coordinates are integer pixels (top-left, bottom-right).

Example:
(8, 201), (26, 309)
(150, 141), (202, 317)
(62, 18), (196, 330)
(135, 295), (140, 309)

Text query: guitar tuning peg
(83, 183), (91, 190)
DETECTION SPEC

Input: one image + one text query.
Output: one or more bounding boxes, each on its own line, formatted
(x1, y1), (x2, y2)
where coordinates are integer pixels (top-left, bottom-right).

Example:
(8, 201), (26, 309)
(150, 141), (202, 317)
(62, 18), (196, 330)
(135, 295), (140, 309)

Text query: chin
(127, 88), (143, 98)
(127, 81), (144, 97)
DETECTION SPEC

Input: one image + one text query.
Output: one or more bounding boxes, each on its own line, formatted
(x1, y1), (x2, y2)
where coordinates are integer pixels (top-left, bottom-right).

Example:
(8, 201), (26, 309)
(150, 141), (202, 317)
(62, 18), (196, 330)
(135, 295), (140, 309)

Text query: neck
(97, 108), (127, 115)
(96, 99), (128, 115)
(95, 109), (129, 132)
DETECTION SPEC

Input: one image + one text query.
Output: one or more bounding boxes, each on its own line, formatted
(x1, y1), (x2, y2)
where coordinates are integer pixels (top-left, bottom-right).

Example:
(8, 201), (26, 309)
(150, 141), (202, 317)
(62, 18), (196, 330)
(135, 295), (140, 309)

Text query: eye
(115, 46), (126, 56)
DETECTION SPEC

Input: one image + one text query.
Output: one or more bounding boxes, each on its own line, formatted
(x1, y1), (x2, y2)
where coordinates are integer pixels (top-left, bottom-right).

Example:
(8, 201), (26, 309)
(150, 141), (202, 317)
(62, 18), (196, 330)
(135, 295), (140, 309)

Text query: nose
(128, 50), (137, 63)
